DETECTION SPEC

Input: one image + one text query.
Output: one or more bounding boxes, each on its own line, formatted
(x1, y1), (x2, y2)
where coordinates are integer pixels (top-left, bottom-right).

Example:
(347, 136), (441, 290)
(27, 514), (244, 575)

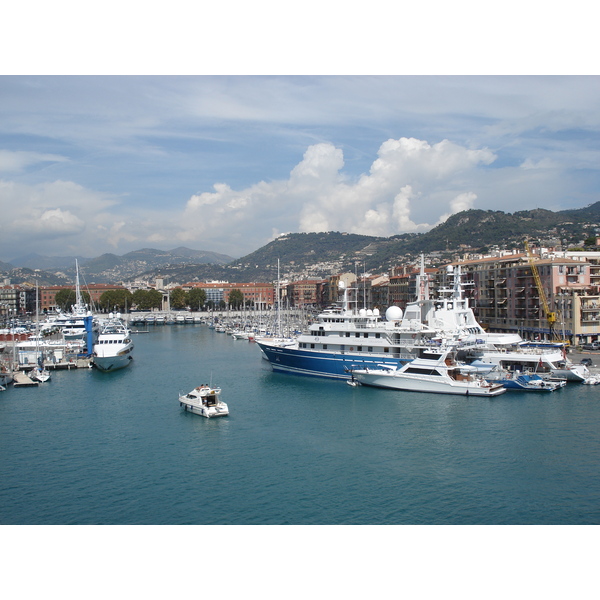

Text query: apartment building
(444, 251), (599, 344)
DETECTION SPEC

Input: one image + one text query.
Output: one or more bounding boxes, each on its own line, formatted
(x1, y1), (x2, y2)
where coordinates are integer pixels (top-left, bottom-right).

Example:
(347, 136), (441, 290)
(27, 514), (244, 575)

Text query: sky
(1, 6), (599, 266)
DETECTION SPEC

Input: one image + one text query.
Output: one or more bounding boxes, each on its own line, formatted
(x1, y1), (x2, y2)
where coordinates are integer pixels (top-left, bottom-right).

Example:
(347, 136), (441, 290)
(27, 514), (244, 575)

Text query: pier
(12, 372), (38, 387)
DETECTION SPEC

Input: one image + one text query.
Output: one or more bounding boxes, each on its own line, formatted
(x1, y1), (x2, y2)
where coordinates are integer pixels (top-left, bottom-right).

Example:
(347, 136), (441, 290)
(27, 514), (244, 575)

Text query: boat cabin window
(405, 367), (442, 376)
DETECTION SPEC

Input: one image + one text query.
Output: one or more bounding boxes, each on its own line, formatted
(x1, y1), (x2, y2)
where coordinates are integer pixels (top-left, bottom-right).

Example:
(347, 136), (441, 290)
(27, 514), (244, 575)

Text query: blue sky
(1, 3), (598, 264)
(1, 75), (599, 263)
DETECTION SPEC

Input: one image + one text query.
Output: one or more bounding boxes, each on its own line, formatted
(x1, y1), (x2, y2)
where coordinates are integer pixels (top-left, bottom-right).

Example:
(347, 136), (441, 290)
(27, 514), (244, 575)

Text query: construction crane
(524, 239), (558, 337)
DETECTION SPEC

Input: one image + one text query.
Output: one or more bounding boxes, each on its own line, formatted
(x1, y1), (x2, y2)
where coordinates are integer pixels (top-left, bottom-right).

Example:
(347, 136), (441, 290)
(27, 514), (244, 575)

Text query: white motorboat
(92, 314), (134, 372)
(178, 385), (229, 417)
(351, 347), (506, 397)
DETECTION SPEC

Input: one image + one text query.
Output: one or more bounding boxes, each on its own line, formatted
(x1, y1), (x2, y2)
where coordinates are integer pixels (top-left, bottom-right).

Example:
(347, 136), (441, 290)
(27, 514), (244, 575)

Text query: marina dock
(12, 372), (38, 387)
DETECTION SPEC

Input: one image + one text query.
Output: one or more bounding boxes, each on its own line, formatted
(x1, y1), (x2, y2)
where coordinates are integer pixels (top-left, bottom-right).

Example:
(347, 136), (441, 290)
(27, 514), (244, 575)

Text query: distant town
(3, 241), (600, 347)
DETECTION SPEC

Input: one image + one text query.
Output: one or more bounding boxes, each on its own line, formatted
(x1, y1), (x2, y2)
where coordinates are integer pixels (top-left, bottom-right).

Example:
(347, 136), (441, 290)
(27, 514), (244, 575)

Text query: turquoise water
(1, 325), (600, 524)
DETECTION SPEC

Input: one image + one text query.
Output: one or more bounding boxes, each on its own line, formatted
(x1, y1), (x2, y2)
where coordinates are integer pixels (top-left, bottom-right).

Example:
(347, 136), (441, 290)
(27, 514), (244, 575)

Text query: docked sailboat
(351, 347), (506, 396)
(92, 314), (134, 372)
(30, 282), (51, 382)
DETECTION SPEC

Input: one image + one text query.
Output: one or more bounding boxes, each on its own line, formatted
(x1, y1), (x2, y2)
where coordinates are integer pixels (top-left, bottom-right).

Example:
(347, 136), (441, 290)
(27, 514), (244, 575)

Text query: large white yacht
(92, 314), (134, 372)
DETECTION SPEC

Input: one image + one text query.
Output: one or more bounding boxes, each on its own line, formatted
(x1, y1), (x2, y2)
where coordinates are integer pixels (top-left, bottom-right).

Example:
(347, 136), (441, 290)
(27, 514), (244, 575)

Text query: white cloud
(0, 179), (126, 257)
(0, 133), (586, 261)
(520, 157), (557, 170)
(177, 137), (497, 249)
(436, 192), (478, 225)
(0, 150), (68, 172)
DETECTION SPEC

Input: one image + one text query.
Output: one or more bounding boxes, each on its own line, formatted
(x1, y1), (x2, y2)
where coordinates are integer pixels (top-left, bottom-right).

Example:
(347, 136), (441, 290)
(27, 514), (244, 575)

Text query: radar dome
(385, 306), (403, 321)
(338, 281), (346, 290)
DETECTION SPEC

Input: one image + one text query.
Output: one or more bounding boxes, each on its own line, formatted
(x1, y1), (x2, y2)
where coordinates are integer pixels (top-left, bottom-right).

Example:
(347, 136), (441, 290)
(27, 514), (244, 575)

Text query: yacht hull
(257, 342), (407, 380)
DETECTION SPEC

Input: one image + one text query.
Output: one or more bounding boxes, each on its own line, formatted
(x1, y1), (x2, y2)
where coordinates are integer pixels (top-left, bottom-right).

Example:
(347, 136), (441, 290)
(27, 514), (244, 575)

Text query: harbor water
(1, 324), (600, 525)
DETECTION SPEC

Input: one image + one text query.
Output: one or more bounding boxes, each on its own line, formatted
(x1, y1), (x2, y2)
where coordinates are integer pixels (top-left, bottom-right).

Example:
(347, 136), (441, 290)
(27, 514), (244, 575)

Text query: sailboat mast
(277, 259), (281, 337)
(75, 259), (83, 308)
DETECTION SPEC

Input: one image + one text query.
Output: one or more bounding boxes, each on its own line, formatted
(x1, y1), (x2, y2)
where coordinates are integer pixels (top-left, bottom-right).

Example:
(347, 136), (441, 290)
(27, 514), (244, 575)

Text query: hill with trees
(3, 202), (600, 285)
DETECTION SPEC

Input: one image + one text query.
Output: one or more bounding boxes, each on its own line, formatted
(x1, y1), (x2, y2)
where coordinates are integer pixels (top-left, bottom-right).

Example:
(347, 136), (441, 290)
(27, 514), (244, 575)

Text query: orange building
(183, 282), (275, 308)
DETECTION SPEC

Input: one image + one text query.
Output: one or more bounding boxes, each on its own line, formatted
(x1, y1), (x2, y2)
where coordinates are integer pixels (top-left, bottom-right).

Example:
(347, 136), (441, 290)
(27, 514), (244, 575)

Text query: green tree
(228, 289), (244, 308)
(132, 289), (152, 310)
(147, 289), (163, 310)
(99, 289), (133, 313)
(133, 289), (162, 310)
(188, 288), (207, 311)
(170, 287), (188, 310)
(55, 288), (91, 311)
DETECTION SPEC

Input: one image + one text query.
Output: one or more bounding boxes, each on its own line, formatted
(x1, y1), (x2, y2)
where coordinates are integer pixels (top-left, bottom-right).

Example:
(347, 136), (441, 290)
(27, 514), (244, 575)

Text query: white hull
(551, 364), (589, 382)
(353, 347), (507, 397)
(179, 386), (228, 418)
(93, 353), (133, 372)
(354, 370), (505, 396)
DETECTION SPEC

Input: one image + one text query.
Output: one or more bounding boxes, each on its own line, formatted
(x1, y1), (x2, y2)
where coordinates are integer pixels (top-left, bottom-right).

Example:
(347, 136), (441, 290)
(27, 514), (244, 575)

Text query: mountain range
(2, 202), (600, 285)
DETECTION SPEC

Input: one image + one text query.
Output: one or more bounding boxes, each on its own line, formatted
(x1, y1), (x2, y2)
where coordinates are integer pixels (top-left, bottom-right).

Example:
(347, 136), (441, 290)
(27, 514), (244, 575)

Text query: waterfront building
(1, 284), (35, 318)
(441, 249), (600, 345)
(286, 279), (322, 308)
(183, 282), (275, 309)
(39, 284), (128, 313)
